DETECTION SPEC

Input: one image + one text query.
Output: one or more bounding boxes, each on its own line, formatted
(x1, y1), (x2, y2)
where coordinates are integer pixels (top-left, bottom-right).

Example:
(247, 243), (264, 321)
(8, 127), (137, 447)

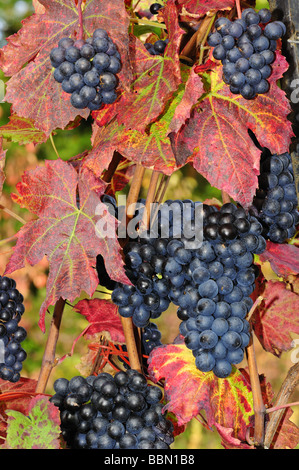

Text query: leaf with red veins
(259, 241), (299, 278)
(0, 114), (47, 145)
(4, 159), (129, 332)
(148, 337), (254, 442)
(168, 66), (205, 134)
(171, 53), (293, 208)
(0, 137), (7, 197)
(0, 377), (38, 439)
(74, 298), (125, 343)
(252, 280), (299, 356)
(94, 0), (184, 132)
(1, 0), (131, 137)
(105, 158), (135, 196)
(177, 0), (234, 20)
(214, 423), (253, 449)
(84, 89), (185, 179)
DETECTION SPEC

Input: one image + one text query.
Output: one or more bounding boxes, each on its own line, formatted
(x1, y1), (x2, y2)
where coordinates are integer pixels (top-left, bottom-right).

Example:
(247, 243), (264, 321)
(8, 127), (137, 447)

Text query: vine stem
(0, 234), (17, 247)
(101, 151), (122, 184)
(129, 18), (167, 30)
(0, 205), (26, 225)
(264, 361), (299, 448)
(235, 0), (242, 19)
(266, 401), (299, 414)
(181, 13), (215, 60)
(49, 133), (60, 160)
(139, 171), (161, 232)
(77, 0), (84, 41)
(246, 295), (266, 448)
(118, 164), (146, 373)
(198, 13), (217, 65)
(122, 163), (145, 229)
(35, 297), (66, 393)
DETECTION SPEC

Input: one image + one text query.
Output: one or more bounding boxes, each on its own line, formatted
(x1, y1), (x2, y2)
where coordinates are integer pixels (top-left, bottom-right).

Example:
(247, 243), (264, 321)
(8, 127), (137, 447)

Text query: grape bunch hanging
(0, 276), (27, 383)
(109, 199), (266, 379)
(50, 369), (174, 449)
(50, 29), (121, 110)
(252, 148), (299, 243)
(208, 8), (286, 99)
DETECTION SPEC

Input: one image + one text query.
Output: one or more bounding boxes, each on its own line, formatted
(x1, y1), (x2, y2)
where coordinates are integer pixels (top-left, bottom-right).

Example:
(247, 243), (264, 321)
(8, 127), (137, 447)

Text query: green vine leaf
(3, 396), (60, 449)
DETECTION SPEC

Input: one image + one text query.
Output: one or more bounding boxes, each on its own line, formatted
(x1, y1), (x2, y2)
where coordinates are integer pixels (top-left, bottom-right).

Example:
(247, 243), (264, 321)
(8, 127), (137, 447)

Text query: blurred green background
(0, 0), (298, 450)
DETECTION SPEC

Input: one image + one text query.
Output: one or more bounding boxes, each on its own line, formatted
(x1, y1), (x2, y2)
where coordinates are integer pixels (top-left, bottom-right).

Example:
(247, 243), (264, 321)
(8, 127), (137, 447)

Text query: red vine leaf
(105, 157), (135, 196)
(252, 280), (299, 356)
(1, 0), (131, 138)
(5, 159), (129, 332)
(214, 423), (253, 449)
(171, 53), (293, 207)
(0, 114), (47, 145)
(74, 298), (125, 343)
(148, 337), (254, 443)
(0, 377), (38, 440)
(93, 0), (184, 133)
(168, 65), (205, 134)
(177, 0), (234, 21)
(259, 241), (299, 278)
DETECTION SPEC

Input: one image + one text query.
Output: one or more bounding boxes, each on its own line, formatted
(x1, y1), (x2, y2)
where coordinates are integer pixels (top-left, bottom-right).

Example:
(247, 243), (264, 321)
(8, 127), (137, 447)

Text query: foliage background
(0, 0), (298, 449)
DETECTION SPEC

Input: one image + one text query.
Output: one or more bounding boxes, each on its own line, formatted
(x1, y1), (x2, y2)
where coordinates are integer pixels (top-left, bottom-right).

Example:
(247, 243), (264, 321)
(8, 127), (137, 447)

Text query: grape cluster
(112, 200), (266, 378)
(208, 8), (286, 99)
(0, 276), (27, 382)
(50, 29), (121, 110)
(50, 369), (174, 449)
(252, 149), (299, 243)
(145, 39), (168, 56)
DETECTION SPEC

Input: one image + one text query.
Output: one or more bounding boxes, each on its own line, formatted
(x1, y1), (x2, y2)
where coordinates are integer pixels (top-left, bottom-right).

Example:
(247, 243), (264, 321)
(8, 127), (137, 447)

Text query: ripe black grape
(50, 370), (174, 449)
(144, 38), (168, 56)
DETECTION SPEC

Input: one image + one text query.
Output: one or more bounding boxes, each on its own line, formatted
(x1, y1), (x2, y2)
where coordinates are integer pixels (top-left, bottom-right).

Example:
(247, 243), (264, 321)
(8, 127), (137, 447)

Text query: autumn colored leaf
(84, 107), (179, 179)
(252, 280), (299, 356)
(74, 298), (125, 343)
(0, 137), (7, 196)
(0, 114), (47, 145)
(0, 377), (37, 439)
(177, 0), (234, 21)
(93, 0), (184, 133)
(85, 66), (199, 179)
(148, 337), (254, 443)
(215, 423), (253, 449)
(3, 396), (60, 449)
(5, 159), (129, 332)
(171, 52), (293, 207)
(168, 65), (205, 134)
(105, 157), (135, 196)
(259, 241), (299, 278)
(1, 0), (131, 137)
